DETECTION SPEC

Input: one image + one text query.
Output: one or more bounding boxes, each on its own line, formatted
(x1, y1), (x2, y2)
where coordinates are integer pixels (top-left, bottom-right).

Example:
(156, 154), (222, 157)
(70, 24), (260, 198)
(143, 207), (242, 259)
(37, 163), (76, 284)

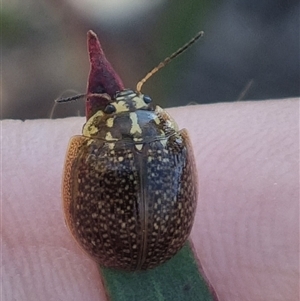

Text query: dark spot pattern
(68, 139), (141, 270)
(63, 130), (197, 270)
(140, 132), (197, 269)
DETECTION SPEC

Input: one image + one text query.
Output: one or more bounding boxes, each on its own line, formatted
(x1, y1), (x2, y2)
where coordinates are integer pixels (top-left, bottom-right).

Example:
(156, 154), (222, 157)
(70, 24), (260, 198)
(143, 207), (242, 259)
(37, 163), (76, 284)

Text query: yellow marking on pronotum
(105, 132), (114, 140)
(130, 112), (142, 135)
(87, 125), (99, 135)
(110, 100), (128, 114)
(155, 105), (179, 131)
(106, 118), (114, 127)
(82, 110), (104, 136)
(154, 117), (160, 125)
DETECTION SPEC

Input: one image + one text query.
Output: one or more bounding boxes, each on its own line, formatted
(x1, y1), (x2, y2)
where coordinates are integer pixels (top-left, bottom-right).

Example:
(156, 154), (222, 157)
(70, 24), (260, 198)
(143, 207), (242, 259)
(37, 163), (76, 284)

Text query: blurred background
(2, 0), (299, 120)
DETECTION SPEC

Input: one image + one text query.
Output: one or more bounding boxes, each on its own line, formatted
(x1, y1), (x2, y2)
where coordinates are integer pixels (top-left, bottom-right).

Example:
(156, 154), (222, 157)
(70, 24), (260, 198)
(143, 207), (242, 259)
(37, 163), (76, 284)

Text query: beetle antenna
(136, 31), (204, 94)
(55, 93), (86, 103)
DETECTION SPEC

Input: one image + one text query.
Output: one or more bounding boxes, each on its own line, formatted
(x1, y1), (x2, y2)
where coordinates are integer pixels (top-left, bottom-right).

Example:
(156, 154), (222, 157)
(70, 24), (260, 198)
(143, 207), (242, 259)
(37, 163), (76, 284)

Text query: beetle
(60, 30), (203, 270)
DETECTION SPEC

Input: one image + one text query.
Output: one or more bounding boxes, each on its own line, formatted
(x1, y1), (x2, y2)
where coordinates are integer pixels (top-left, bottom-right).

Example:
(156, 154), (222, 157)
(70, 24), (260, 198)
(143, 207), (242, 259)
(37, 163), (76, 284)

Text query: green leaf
(100, 242), (217, 301)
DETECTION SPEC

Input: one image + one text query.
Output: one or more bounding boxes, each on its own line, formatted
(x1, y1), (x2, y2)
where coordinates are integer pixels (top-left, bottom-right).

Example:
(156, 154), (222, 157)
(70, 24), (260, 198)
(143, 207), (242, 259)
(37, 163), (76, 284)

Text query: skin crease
(2, 98), (299, 301)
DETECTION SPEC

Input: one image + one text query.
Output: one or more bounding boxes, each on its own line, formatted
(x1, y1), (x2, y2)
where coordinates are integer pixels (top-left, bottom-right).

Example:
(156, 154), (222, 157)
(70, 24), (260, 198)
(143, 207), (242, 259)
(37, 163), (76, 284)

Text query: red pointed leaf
(86, 30), (124, 119)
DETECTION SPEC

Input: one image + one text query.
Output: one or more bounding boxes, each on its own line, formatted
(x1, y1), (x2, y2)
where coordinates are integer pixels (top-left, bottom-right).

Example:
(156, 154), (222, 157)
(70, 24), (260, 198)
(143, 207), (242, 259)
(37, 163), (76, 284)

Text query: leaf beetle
(59, 30), (203, 270)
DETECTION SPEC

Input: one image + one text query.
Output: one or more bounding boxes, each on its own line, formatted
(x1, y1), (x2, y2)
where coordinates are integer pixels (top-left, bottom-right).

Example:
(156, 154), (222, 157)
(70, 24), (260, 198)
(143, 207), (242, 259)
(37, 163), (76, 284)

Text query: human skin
(2, 98), (299, 301)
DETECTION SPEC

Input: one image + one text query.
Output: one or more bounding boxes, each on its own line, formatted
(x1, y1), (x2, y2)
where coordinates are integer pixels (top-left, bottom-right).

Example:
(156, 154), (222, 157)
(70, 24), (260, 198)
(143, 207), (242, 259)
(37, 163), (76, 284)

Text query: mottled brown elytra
(59, 30), (203, 270)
